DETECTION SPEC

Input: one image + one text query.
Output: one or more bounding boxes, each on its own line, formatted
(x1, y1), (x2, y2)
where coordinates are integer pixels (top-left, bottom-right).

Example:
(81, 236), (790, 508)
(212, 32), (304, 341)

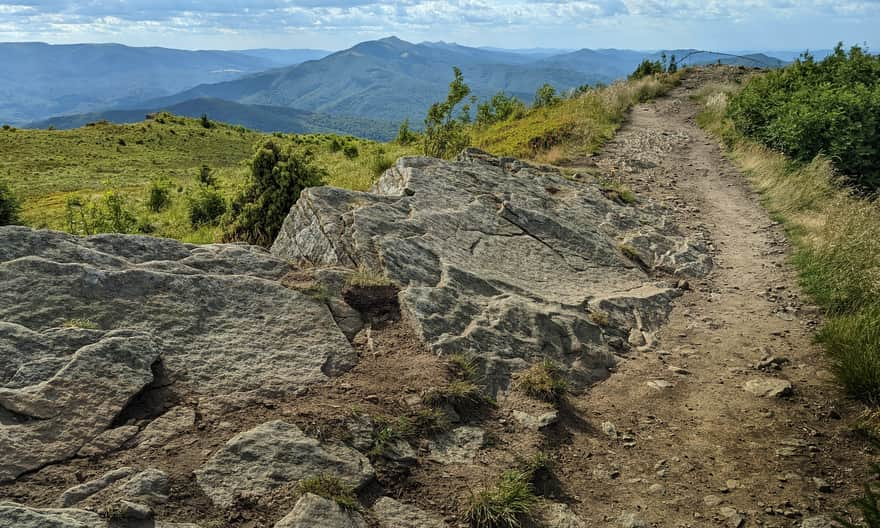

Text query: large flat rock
(0, 227), (356, 482)
(273, 149), (711, 391)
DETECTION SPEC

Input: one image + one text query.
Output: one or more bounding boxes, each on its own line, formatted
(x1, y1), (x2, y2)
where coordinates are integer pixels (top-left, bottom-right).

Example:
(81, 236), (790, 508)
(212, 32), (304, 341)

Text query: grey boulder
(274, 493), (366, 528)
(195, 421), (373, 508)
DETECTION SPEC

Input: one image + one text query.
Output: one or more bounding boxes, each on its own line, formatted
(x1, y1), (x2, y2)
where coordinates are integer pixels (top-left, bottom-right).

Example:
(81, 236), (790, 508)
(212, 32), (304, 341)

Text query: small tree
(668, 54), (678, 73)
(146, 179), (172, 212)
(423, 67), (472, 159)
(200, 113), (213, 129)
(222, 139), (325, 246)
(0, 180), (20, 225)
(198, 164), (216, 187)
(476, 92), (526, 127)
(395, 119), (419, 145)
(533, 84), (560, 108)
(629, 59), (664, 80)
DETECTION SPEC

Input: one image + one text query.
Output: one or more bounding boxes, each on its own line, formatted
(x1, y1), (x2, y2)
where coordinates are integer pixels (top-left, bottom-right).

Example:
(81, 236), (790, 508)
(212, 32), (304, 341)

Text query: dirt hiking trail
(556, 69), (869, 526)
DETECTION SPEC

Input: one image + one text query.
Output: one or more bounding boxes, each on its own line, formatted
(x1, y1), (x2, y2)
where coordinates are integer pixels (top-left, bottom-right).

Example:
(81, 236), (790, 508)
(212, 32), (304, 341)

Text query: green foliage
(476, 93), (526, 127)
(424, 67), (472, 159)
(0, 180), (21, 225)
(517, 359), (568, 404)
(222, 139), (325, 246)
(465, 470), (537, 528)
(728, 43), (880, 191)
(198, 164), (216, 186)
(668, 54), (678, 74)
(295, 475), (360, 511)
(200, 113), (213, 129)
(329, 137), (344, 152)
(532, 84), (560, 109)
(343, 144), (359, 159)
(817, 305), (880, 404)
(187, 186), (227, 227)
(146, 179), (172, 212)
(395, 119), (419, 145)
(64, 191), (138, 235)
(368, 149), (394, 178)
(345, 265), (393, 287)
(629, 59), (664, 80)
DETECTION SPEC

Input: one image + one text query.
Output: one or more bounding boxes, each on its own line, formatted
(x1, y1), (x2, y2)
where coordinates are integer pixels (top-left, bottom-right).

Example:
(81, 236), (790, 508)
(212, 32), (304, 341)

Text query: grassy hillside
(0, 114), (416, 243)
(695, 61), (880, 405)
(472, 73), (681, 162)
(28, 98), (398, 141)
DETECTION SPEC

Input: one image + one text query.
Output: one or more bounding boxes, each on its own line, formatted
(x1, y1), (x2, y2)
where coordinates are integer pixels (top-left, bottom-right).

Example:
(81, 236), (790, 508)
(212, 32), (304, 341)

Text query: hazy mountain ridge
(5, 37), (799, 137)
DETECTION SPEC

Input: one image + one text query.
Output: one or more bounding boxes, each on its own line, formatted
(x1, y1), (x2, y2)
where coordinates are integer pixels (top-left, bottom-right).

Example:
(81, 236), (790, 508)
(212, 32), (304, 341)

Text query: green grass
(1, 115), (417, 243)
(345, 265), (394, 288)
(465, 470), (538, 528)
(516, 360), (569, 404)
(471, 73), (681, 161)
(62, 318), (100, 330)
(295, 474), (361, 511)
(696, 73), (880, 405)
(369, 409), (451, 457)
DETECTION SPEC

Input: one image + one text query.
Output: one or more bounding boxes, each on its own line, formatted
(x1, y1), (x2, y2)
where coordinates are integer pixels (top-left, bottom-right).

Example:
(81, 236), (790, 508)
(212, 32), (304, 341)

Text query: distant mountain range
(0, 42), (326, 125)
(3, 38), (805, 138)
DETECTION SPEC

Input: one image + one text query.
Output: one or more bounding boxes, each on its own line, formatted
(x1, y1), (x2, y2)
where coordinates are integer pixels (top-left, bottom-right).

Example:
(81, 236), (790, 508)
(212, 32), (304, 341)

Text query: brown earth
(0, 69), (871, 527)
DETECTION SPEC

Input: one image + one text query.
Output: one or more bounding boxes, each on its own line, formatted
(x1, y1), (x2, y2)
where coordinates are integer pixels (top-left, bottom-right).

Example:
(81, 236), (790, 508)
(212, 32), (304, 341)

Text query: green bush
(818, 305), (880, 404)
(146, 179), (172, 212)
(532, 84), (560, 109)
(198, 164), (216, 187)
(187, 187), (226, 227)
(64, 191), (138, 235)
(728, 43), (880, 191)
(476, 92), (526, 127)
(222, 139), (325, 246)
(424, 67), (472, 159)
(295, 475), (360, 511)
(395, 119), (419, 145)
(629, 59), (663, 80)
(368, 149), (394, 178)
(0, 180), (21, 225)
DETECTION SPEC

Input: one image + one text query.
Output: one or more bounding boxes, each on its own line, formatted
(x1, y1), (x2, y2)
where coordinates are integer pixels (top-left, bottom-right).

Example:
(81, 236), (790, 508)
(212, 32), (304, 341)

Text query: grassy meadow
(0, 71), (680, 244)
(0, 114), (417, 243)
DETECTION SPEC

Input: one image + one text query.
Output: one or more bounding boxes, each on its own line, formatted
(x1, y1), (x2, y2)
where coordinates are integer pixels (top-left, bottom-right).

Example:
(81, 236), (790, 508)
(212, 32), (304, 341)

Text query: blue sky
(0, 1), (876, 51)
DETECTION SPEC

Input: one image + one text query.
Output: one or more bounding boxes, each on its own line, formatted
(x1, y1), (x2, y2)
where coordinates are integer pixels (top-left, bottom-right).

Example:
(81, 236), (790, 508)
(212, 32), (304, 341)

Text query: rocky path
(557, 70), (868, 526)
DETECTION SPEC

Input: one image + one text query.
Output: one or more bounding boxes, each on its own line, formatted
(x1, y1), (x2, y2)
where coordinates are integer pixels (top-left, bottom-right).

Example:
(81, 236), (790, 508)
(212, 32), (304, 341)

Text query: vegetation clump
(295, 474), (360, 511)
(187, 186), (226, 227)
(0, 180), (21, 225)
(728, 43), (880, 192)
(465, 469), (538, 528)
(146, 179), (172, 212)
(423, 67), (472, 159)
(475, 92), (526, 127)
(532, 84), (560, 109)
(222, 139), (325, 246)
(516, 359), (568, 404)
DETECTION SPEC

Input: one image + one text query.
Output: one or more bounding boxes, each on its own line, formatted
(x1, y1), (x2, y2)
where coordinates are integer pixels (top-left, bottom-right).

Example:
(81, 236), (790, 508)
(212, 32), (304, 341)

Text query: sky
(0, 1), (876, 51)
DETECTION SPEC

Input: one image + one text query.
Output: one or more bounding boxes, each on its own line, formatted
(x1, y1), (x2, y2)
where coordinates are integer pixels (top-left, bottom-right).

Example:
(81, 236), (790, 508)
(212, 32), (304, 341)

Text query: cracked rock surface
(273, 149), (711, 391)
(0, 227), (356, 483)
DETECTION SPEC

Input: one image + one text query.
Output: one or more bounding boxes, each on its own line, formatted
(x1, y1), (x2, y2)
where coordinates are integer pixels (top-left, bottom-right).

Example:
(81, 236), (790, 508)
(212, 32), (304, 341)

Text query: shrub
(629, 59), (664, 80)
(295, 475), (360, 511)
(533, 84), (560, 109)
(476, 92), (527, 127)
(187, 187), (226, 227)
(516, 360), (568, 404)
(329, 137), (343, 152)
(62, 318), (99, 330)
(64, 191), (138, 235)
(465, 470), (537, 528)
(395, 119), (419, 145)
(222, 139), (325, 246)
(198, 164), (216, 187)
(728, 43), (880, 192)
(424, 67), (472, 159)
(0, 180), (21, 225)
(146, 179), (172, 212)
(343, 144), (359, 159)
(345, 265), (393, 287)
(200, 113), (213, 129)
(368, 149), (394, 178)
